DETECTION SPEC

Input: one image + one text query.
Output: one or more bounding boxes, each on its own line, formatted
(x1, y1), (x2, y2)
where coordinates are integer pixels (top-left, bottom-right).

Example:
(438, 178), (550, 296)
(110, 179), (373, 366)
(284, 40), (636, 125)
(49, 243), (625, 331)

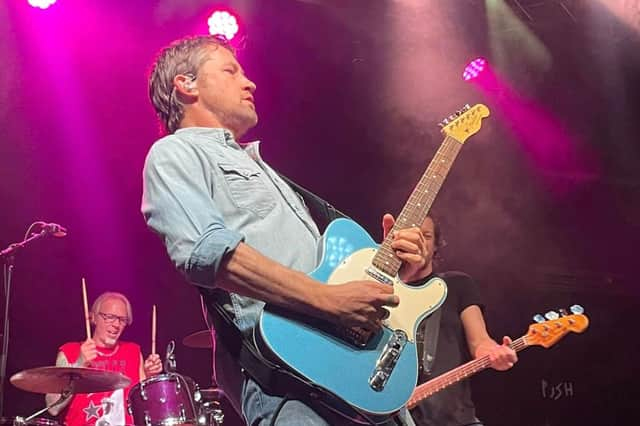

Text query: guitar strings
(408, 336), (528, 405)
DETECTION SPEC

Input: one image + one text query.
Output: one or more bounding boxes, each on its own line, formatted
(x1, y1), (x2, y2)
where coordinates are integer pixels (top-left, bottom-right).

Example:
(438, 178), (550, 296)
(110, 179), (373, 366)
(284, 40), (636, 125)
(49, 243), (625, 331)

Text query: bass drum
(0, 418), (59, 426)
(128, 373), (198, 425)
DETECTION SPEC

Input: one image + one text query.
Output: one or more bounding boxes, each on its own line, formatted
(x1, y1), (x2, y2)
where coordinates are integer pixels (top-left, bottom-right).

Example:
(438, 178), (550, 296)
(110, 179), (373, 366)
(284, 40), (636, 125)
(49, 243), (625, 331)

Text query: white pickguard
(327, 248), (447, 342)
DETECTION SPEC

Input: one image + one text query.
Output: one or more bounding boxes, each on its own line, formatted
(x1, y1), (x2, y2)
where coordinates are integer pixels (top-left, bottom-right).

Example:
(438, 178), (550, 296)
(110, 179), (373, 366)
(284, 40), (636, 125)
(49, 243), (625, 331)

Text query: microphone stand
(0, 228), (50, 416)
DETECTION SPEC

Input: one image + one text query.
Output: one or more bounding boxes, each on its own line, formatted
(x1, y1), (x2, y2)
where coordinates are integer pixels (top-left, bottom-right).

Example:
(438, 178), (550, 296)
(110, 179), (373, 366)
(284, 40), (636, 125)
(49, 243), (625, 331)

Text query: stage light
(207, 10), (239, 40)
(28, 0), (56, 9)
(462, 57), (487, 81)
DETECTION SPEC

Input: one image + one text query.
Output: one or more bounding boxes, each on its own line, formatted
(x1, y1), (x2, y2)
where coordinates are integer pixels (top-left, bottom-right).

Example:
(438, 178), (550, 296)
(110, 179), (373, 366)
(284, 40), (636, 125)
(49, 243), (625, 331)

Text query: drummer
(45, 292), (162, 426)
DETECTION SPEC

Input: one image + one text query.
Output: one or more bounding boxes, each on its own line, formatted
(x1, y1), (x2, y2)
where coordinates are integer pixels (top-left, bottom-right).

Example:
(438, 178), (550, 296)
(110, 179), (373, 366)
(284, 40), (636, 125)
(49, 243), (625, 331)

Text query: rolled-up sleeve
(141, 140), (244, 288)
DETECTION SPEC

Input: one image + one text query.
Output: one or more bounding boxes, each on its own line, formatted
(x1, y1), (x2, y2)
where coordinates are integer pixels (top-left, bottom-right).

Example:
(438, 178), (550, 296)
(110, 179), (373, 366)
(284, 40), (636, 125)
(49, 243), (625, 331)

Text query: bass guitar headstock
(525, 305), (589, 348)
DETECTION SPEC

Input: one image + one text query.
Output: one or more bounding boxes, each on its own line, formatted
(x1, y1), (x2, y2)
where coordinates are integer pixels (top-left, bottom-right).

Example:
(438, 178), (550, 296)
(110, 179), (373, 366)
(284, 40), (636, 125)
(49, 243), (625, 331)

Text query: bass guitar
(406, 306), (590, 409)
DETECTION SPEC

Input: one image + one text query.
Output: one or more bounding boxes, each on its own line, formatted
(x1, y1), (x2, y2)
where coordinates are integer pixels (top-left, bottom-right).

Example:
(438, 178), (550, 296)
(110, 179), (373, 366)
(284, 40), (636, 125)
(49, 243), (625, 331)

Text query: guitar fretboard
(372, 136), (464, 277)
(406, 336), (529, 409)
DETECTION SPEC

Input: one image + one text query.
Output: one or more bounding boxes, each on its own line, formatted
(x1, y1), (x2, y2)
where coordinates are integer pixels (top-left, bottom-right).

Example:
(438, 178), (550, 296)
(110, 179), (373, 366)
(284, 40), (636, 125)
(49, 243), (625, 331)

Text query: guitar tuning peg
(544, 311), (560, 320)
(439, 118), (449, 127)
(569, 304), (584, 314)
(533, 314), (545, 323)
(464, 104), (470, 111)
(558, 308), (569, 317)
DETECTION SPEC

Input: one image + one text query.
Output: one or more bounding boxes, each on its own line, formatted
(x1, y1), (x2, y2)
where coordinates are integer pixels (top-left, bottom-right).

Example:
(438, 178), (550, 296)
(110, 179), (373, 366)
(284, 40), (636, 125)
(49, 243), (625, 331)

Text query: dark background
(1, 1), (639, 425)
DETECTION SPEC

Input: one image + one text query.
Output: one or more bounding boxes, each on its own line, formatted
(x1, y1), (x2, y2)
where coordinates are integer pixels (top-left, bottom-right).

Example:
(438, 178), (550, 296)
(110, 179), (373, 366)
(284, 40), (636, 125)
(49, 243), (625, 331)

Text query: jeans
(241, 377), (416, 426)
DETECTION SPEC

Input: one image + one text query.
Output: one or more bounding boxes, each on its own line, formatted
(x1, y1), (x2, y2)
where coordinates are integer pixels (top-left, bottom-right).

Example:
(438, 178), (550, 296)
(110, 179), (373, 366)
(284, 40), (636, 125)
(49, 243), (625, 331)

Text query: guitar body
(258, 218), (447, 416)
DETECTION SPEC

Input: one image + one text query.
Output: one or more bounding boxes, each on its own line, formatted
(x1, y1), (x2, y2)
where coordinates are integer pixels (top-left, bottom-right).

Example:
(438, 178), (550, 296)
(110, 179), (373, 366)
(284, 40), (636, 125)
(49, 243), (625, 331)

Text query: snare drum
(0, 418), (59, 426)
(127, 373), (198, 425)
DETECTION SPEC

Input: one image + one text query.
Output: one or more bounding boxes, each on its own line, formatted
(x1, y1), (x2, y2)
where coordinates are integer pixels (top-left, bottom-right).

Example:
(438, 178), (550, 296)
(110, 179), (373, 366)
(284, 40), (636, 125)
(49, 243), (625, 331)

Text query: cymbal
(182, 330), (212, 349)
(10, 366), (131, 394)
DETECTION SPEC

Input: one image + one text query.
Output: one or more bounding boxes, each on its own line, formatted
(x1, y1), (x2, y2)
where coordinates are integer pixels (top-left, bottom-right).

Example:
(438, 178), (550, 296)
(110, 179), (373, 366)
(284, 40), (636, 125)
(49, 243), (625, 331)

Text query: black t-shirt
(410, 271), (483, 426)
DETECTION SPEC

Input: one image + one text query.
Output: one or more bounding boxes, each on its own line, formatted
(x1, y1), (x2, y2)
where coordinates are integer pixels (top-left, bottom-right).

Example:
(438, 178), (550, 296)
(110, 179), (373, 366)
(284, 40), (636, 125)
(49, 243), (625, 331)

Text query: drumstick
(151, 304), (157, 355)
(82, 277), (91, 340)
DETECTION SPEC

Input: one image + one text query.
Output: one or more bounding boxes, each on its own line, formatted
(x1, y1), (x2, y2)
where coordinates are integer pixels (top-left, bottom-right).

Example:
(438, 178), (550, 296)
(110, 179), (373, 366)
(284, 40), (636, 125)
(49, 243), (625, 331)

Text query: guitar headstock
(525, 306), (589, 348)
(440, 103), (490, 144)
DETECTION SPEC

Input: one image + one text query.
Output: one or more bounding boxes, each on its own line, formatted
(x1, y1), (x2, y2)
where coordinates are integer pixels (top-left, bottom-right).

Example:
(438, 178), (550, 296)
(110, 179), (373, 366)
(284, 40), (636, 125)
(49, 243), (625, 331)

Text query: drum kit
(6, 330), (224, 426)
(0, 227), (230, 425)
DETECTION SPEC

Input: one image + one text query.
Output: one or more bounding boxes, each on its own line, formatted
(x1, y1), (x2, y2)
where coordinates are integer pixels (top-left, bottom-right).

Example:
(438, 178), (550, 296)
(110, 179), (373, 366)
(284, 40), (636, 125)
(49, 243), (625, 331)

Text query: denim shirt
(141, 127), (321, 336)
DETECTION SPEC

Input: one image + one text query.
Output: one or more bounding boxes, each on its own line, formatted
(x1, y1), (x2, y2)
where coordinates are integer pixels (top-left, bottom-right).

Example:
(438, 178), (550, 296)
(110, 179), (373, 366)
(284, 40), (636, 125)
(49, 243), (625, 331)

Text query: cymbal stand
(23, 388), (73, 422)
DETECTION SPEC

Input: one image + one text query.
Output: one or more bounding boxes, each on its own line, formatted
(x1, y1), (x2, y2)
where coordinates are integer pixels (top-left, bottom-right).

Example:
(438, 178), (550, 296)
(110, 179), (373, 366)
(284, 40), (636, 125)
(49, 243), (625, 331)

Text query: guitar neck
(372, 136), (464, 276)
(406, 335), (529, 410)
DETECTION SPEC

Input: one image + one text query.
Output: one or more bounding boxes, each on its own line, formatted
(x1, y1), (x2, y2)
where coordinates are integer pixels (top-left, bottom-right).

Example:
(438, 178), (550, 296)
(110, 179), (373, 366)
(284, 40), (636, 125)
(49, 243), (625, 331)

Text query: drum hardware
(195, 388), (225, 425)
(197, 400), (224, 426)
(11, 389), (71, 425)
(0, 417), (61, 425)
(198, 388), (224, 401)
(165, 340), (177, 372)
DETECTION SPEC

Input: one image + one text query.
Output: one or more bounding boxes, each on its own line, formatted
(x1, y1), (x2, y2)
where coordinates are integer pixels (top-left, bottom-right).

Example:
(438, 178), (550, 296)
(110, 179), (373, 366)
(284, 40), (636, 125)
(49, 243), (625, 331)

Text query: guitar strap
(275, 172), (351, 230)
(416, 306), (442, 380)
(209, 300), (314, 395)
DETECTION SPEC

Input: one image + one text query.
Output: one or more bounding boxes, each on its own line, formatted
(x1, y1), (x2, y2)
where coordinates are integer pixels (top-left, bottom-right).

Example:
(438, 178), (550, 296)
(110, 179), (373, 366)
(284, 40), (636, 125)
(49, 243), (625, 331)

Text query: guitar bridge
(368, 329), (407, 392)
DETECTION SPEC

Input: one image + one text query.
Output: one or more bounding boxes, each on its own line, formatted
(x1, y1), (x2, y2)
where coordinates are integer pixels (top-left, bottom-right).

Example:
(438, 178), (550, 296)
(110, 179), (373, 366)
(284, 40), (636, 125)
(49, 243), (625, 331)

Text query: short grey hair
(91, 292), (133, 326)
(148, 35), (234, 134)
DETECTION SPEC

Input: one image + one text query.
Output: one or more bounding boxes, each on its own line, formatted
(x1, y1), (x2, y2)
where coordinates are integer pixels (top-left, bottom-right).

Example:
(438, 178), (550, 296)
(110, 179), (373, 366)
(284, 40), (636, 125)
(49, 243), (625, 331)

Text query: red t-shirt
(59, 341), (141, 426)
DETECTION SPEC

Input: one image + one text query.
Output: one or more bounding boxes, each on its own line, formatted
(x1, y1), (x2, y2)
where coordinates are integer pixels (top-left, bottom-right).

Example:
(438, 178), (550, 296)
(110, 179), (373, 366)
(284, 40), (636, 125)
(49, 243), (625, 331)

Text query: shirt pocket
(217, 162), (276, 218)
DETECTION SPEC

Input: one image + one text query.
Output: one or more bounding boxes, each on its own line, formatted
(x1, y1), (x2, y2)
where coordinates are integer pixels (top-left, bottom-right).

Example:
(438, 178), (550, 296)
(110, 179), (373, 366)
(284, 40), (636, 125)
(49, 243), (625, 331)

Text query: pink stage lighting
(28, 0), (56, 9)
(462, 58), (487, 81)
(208, 10), (240, 40)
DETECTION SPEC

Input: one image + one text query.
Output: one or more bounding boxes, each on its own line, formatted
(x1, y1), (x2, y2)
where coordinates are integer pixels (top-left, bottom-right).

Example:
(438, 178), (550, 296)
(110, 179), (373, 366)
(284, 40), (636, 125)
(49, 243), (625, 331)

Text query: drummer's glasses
(98, 312), (129, 325)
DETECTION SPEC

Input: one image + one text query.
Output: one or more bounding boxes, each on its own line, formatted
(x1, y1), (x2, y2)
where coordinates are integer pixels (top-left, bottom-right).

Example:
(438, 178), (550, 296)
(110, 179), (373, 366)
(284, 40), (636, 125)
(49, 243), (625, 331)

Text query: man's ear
(89, 312), (96, 325)
(174, 74), (197, 97)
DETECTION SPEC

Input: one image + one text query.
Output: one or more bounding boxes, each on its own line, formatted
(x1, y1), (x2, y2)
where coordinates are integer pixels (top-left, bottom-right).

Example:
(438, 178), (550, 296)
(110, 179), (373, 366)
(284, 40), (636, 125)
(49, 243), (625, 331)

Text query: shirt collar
(175, 127), (241, 149)
(175, 127), (263, 159)
(241, 140), (263, 162)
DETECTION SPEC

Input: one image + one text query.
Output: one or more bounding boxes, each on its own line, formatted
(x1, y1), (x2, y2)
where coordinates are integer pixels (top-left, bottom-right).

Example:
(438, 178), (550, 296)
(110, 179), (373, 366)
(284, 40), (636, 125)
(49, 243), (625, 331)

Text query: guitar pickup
(335, 326), (372, 347)
(368, 329), (407, 392)
(365, 267), (393, 285)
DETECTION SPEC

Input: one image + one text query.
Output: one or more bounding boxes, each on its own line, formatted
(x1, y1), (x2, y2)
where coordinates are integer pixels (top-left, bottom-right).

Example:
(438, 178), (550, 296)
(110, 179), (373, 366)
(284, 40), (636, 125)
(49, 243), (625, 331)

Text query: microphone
(41, 222), (68, 237)
(1, 222), (66, 259)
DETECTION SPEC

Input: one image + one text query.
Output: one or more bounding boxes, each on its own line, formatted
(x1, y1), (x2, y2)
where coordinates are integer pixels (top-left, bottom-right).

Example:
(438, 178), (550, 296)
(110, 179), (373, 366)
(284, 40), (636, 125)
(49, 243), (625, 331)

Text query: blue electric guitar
(257, 104), (491, 419)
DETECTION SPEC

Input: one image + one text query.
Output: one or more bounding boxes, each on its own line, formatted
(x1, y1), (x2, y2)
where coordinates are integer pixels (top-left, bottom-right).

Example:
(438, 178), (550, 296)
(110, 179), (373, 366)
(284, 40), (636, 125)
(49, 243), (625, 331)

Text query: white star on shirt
(83, 400), (101, 421)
